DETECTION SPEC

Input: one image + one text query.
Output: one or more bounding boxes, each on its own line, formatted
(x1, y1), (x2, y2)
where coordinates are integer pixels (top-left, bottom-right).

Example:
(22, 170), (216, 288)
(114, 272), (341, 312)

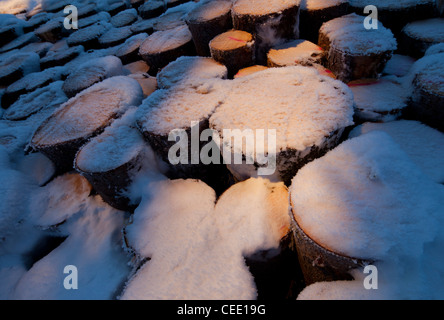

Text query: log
(40, 45), (84, 70)
(66, 22), (111, 50)
(75, 109), (152, 211)
(98, 26), (134, 48)
(407, 60), (444, 132)
(139, 25), (196, 75)
(2, 66), (65, 109)
(135, 84), (235, 194)
(185, 0), (233, 56)
(130, 0), (145, 10)
(34, 17), (69, 43)
(231, 0), (301, 64)
(209, 29), (255, 78)
(290, 212), (369, 286)
(110, 8), (139, 28)
(234, 65), (268, 79)
(299, 0), (349, 44)
(318, 14), (397, 83)
(209, 66), (354, 186)
(153, 10), (187, 32)
(41, 0), (71, 13)
(0, 32), (39, 54)
(3, 81), (68, 121)
(23, 12), (51, 33)
(76, 3), (98, 19)
(157, 56), (227, 89)
(62, 56), (123, 98)
(348, 78), (408, 124)
(267, 39), (325, 68)
(128, 74), (158, 98)
(138, 0), (166, 19)
(399, 18), (444, 58)
(0, 25), (20, 47)
(348, 0), (437, 37)
(166, 0), (190, 9)
(106, 1), (130, 16)
(123, 60), (150, 75)
(0, 52), (40, 87)
(116, 33), (149, 65)
(78, 12), (111, 29)
(29, 76), (144, 173)
(20, 41), (53, 58)
(130, 19), (155, 35)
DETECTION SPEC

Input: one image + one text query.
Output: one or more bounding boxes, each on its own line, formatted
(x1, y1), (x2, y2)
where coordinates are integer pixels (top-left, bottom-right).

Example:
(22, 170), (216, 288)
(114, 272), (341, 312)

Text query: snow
(383, 54), (416, 77)
(210, 66), (354, 153)
(290, 131), (444, 260)
(402, 18), (444, 43)
(62, 55), (124, 96)
(186, 0), (232, 22)
(319, 13), (397, 55)
(139, 24), (192, 54)
(0, 52), (40, 83)
(110, 8), (138, 28)
(349, 0), (435, 9)
(76, 107), (149, 173)
(4, 80), (68, 121)
(31, 76), (143, 147)
(120, 178), (290, 300)
(157, 56), (228, 89)
(425, 43), (444, 56)
(12, 196), (132, 300)
(137, 79), (228, 135)
(267, 39), (325, 66)
(301, 0), (347, 10)
(349, 120), (444, 184)
(348, 77), (409, 122)
(5, 66), (66, 97)
(28, 173), (92, 228)
(233, 0), (300, 15)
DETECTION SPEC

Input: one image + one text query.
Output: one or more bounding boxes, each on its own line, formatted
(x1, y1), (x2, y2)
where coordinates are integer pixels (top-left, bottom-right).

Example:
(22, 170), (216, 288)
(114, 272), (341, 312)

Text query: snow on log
(66, 22), (112, 50)
(130, 19), (155, 35)
(0, 32), (38, 54)
(318, 14), (397, 83)
(3, 81), (68, 121)
(40, 45), (84, 70)
(98, 26), (134, 48)
(105, 1), (131, 16)
(157, 56), (227, 89)
(2, 66), (65, 108)
(135, 80), (234, 193)
(267, 39), (325, 68)
(130, 0), (145, 10)
(406, 52), (444, 132)
(289, 131), (444, 285)
(349, 0), (437, 37)
(0, 52), (40, 87)
(234, 65), (268, 78)
(120, 177), (291, 300)
(209, 29), (255, 78)
(382, 54), (416, 78)
(299, 0), (348, 44)
(138, 0), (165, 19)
(78, 11), (111, 29)
(139, 25), (195, 75)
(75, 108), (157, 211)
(399, 18), (444, 58)
(209, 66), (354, 185)
(24, 12), (51, 32)
(30, 76), (144, 173)
(0, 25), (22, 47)
(20, 41), (53, 58)
(110, 8), (138, 28)
(34, 17), (69, 43)
(115, 33), (149, 65)
(348, 78), (409, 123)
(62, 56), (123, 98)
(231, 0), (301, 64)
(349, 120), (444, 184)
(185, 0), (233, 56)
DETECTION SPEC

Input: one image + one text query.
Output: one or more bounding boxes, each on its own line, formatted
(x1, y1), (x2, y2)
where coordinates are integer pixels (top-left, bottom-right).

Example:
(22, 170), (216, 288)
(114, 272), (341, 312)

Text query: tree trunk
(210, 29), (255, 78)
(186, 0), (233, 56)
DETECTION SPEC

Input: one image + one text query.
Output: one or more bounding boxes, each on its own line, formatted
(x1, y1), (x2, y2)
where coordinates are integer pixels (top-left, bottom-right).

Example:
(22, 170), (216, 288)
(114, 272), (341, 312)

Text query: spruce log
(34, 17), (69, 43)
(267, 39), (325, 68)
(139, 25), (196, 75)
(0, 52), (40, 87)
(234, 65), (268, 79)
(66, 23), (111, 50)
(116, 33), (149, 65)
(138, 0), (166, 19)
(98, 26), (134, 48)
(231, 0), (300, 64)
(30, 76), (144, 173)
(186, 0), (233, 56)
(299, 0), (349, 44)
(209, 29), (255, 78)
(40, 45), (84, 70)
(318, 14), (396, 83)
(399, 18), (444, 58)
